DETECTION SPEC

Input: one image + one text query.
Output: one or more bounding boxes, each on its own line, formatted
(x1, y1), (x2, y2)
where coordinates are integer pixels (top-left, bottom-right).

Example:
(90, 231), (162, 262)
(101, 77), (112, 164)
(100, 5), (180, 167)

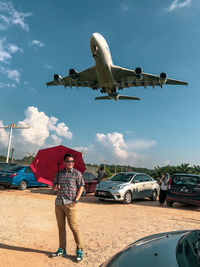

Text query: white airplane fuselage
(90, 33), (117, 97)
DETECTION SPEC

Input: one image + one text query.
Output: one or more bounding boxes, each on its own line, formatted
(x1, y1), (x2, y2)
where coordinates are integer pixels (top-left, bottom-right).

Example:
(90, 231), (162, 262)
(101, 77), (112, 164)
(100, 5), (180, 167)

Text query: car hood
(101, 230), (191, 267)
(97, 180), (129, 189)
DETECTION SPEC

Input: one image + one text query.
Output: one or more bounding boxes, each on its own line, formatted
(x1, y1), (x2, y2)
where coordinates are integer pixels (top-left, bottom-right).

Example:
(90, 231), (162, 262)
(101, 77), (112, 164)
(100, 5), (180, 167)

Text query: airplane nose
(90, 33), (97, 43)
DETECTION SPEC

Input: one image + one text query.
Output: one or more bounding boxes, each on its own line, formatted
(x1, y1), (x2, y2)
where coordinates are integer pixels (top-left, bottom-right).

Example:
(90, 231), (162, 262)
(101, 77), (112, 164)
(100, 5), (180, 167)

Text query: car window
(172, 175), (200, 186)
(110, 173), (133, 182)
(142, 175), (152, 182)
(7, 166), (24, 172)
(133, 175), (143, 183)
(83, 172), (97, 181)
(24, 167), (33, 173)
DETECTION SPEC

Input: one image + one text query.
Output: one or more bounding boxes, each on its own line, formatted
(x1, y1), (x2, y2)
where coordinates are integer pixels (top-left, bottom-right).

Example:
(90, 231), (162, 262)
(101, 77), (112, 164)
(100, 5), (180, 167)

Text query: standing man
(51, 153), (85, 261)
(97, 166), (107, 184)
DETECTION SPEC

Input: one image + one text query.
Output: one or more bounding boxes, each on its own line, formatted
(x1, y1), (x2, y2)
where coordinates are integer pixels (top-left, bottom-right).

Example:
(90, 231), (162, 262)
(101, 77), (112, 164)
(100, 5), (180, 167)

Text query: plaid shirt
(53, 168), (85, 205)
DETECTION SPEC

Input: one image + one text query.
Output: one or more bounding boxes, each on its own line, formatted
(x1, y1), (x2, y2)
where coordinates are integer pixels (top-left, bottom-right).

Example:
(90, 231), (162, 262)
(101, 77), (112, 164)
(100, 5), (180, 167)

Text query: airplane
(46, 32), (188, 101)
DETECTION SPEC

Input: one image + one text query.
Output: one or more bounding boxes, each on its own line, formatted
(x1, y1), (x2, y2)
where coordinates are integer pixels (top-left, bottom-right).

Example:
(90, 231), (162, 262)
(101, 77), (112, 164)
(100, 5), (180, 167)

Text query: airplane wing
(46, 66), (100, 89)
(111, 65), (188, 89)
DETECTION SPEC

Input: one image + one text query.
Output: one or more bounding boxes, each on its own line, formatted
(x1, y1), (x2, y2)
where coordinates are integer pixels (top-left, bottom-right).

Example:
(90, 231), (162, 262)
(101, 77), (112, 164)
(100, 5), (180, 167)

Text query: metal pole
(6, 126), (13, 163)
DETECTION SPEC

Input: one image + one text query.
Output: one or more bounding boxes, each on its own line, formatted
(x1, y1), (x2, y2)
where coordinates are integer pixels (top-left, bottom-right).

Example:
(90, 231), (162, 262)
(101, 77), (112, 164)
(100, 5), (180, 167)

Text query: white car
(95, 172), (160, 204)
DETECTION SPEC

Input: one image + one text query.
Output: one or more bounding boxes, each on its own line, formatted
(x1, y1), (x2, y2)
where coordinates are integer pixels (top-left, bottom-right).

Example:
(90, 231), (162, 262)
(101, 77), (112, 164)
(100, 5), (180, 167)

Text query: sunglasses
(66, 160), (74, 163)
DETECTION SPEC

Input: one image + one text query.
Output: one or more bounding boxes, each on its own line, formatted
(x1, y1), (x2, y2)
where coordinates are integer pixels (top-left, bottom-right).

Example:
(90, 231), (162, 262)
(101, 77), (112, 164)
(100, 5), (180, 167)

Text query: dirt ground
(0, 187), (199, 267)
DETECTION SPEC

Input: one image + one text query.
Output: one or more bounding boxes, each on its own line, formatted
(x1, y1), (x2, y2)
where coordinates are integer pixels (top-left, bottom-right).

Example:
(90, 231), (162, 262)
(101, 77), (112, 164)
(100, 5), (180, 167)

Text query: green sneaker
(76, 249), (83, 261)
(51, 248), (66, 258)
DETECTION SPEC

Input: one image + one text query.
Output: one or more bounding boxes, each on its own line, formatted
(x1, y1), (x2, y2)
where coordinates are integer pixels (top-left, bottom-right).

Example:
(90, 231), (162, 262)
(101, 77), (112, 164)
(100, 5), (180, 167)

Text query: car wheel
(19, 180), (27, 190)
(82, 186), (87, 196)
(150, 190), (157, 201)
(167, 201), (173, 207)
(123, 191), (132, 204)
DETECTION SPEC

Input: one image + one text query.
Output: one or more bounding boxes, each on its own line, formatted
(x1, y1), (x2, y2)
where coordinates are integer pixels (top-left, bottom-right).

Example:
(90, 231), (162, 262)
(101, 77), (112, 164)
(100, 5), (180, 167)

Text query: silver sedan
(95, 172), (160, 204)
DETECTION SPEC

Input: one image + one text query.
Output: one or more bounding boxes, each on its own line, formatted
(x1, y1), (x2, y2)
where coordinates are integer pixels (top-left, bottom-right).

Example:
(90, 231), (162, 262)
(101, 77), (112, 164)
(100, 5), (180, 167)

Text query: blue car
(0, 165), (47, 190)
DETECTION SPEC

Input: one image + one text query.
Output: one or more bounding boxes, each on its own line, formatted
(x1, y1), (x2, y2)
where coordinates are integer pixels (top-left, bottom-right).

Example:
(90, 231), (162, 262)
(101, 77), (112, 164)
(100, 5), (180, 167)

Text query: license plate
(99, 192), (107, 196)
(180, 188), (188, 192)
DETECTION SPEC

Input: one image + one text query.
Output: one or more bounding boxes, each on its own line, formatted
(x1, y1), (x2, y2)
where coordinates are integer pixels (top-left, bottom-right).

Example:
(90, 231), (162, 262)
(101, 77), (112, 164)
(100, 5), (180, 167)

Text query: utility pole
(0, 123), (30, 163)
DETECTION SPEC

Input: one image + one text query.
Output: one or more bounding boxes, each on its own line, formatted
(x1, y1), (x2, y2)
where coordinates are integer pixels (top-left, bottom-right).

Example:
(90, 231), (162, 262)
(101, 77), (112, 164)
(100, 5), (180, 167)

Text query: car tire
(167, 201), (173, 207)
(123, 191), (132, 204)
(19, 180), (28, 190)
(82, 186), (87, 197)
(150, 189), (157, 201)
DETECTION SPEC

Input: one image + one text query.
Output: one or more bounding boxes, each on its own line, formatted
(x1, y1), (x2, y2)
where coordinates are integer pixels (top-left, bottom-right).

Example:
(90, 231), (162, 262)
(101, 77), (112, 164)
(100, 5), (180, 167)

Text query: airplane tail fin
(95, 95), (141, 100)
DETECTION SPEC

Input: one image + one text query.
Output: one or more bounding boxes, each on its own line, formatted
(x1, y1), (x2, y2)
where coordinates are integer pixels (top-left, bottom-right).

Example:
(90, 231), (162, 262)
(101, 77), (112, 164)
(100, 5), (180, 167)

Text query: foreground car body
(95, 172), (159, 204)
(82, 171), (98, 195)
(167, 173), (200, 206)
(0, 165), (46, 190)
(101, 230), (200, 267)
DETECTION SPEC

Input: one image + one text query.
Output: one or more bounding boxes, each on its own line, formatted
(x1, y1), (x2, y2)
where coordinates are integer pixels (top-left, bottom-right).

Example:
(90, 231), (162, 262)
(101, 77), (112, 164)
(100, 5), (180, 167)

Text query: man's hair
(64, 153), (74, 161)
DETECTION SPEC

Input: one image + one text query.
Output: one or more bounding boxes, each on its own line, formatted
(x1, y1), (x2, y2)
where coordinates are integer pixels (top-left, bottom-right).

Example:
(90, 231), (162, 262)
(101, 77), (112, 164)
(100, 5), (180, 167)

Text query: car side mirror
(133, 180), (139, 183)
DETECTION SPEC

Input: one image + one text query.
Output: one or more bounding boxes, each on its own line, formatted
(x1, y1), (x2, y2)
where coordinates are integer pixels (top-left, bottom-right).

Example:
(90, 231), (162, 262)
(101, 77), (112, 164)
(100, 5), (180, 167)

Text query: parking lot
(0, 187), (199, 267)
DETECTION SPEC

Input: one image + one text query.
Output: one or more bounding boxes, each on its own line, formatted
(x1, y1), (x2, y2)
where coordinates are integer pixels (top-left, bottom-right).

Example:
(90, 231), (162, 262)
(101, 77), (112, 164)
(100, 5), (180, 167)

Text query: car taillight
(10, 173), (17, 178)
(168, 178), (172, 189)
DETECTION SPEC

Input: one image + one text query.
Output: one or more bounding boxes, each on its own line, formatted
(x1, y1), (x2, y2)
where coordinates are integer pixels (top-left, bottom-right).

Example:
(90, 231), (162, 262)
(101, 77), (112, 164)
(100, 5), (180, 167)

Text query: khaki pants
(55, 204), (83, 250)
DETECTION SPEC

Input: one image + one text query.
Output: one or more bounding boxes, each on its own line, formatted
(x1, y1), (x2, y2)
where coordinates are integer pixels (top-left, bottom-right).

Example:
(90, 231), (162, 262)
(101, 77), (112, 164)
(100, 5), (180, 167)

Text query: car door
(132, 175), (146, 199)
(142, 175), (154, 197)
(24, 167), (37, 186)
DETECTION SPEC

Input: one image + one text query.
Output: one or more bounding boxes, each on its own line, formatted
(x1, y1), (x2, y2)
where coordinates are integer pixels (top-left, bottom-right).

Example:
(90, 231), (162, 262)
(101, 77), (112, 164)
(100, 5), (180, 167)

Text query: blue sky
(0, 0), (199, 168)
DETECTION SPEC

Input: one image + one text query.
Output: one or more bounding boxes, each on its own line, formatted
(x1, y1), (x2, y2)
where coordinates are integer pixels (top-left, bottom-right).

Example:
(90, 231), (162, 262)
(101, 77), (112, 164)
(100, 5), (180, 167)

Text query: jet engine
(134, 67), (143, 80)
(69, 68), (78, 79)
(159, 72), (167, 85)
(54, 74), (62, 81)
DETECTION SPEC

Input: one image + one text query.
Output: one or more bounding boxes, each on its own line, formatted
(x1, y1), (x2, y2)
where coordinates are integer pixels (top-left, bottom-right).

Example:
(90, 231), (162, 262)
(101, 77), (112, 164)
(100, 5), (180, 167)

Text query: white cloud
(0, 1), (31, 31)
(18, 106), (50, 146)
(120, 3), (131, 12)
(0, 81), (15, 88)
(16, 106), (72, 147)
(7, 69), (20, 83)
(127, 139), (156, 151)
(48, 117), (72, 139)
(29, 40), (44, 51)
(167, 0), (192, 11)
(0, 120), (8, 146)
(94, 131), (157, 167)
(0, 65), (20, 83)
(51, 134), (62, 146)
(44, 64), (53, 69)
(96, 132), (128, 159)
(8, 43), (23, 54)
(0, 37), (11, 63)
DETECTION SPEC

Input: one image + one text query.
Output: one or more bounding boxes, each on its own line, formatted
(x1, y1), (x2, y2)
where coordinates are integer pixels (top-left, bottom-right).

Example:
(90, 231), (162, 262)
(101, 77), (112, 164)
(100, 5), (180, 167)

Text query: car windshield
(83, 172), (97, 181)
(109, 173), (133, 182)
(6, 166), (24, 172)
(176, 230), (200, 267)
(172, 175), (200, 186)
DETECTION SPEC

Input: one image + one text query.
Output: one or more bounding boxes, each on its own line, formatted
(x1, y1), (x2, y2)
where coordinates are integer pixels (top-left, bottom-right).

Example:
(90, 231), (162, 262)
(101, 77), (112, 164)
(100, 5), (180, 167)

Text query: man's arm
(76, 186), (84, 201)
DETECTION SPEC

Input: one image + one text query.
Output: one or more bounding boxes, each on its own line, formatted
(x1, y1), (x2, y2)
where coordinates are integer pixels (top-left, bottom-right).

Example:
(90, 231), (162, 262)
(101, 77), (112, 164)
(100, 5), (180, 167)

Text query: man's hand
(52, 184), (60, 191)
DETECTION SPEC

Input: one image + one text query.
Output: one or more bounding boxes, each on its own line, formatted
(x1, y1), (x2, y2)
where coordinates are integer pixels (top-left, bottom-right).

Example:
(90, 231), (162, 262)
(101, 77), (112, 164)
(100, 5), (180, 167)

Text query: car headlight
(112, 185), (125, 190)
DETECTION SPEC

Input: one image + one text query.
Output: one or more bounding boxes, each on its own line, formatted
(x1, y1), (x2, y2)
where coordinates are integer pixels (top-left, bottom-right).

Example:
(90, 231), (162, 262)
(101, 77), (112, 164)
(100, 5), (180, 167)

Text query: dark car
(0, 165), (47, 190)
(167, 173), (200, 207)
(101, 230), (200, 267)
(0, 162), (17, 171)
(82, 171), (98, 196)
